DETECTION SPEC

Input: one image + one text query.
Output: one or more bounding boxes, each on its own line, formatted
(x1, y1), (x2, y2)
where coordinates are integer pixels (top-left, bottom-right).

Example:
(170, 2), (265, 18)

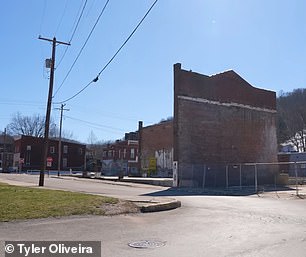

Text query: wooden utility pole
(56, 103), (69, 176)
(38, 36), (70, 186)
(2, 128), (7, 172)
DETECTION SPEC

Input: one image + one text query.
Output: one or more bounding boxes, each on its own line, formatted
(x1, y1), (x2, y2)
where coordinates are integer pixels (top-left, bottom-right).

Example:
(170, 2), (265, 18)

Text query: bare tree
(277, 89), (306, 152)
(7, 112), (57, 138)
(86, 131), (115, 159)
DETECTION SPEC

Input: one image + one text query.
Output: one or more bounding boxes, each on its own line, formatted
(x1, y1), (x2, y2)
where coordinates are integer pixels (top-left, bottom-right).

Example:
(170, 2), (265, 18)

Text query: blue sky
(1, 0), (306, 143)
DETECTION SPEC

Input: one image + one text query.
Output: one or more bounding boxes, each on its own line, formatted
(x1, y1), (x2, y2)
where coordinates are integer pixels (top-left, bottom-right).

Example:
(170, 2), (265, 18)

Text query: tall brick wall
(140, 121), (173, 172)
(173, 63), (278, 187)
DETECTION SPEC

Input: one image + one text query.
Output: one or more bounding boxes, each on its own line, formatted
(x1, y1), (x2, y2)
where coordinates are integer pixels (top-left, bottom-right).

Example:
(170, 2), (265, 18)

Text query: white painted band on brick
(178, 95), (277, 113)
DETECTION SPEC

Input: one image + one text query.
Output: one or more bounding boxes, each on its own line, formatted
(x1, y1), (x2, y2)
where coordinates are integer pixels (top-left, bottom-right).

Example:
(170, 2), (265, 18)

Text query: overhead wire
(55, 0), (69, 35)
(56, 0), (88, 69)
(64, 115), (125, 134)
(56, 0), (159, 104)
(69, 0), (88, 42)
(95, 0), (158, 80)
(53, 0), (110, 97)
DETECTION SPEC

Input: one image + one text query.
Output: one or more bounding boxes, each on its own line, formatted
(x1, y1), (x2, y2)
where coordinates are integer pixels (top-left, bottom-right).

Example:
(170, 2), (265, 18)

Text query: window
(62, 158), (67, 168)
(103, 151), (107, 158)
(26, 145), (31, 151)
(130, 148), (135, 159)
(63, 145), (68, 154)
(123, 148), (127, 159)
(79, 148), (83, 155)
(118, 150), (121, 159)
(50, 146), (55, 154)
(108, 150), (113, 158)
(26, 151), (31, 165)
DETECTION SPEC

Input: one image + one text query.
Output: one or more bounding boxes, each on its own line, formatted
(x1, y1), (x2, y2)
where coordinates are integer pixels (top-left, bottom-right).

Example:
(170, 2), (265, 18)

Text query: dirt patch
(99, 200), (140, 215)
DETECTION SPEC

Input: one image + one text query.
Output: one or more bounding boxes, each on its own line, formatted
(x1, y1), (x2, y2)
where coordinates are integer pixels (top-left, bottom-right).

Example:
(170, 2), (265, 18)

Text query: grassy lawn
(0, 183), (120, 222)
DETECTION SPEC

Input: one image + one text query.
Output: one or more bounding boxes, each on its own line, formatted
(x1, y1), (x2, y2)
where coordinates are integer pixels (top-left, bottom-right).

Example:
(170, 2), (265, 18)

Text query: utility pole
(56, 104), (69, 176)
(2, 128), (6, 172)
(38, 36), (70, 186)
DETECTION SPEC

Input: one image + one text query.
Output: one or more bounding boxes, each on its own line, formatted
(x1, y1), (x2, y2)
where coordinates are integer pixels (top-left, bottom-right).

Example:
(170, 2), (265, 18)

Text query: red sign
(47, 157), (53, 162)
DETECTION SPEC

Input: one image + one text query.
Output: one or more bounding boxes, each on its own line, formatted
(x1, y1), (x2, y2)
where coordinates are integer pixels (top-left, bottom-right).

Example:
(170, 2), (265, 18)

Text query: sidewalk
(100, 175), (173, 187)
(0, 173), (181, 213)
(68, 173), (173, 187)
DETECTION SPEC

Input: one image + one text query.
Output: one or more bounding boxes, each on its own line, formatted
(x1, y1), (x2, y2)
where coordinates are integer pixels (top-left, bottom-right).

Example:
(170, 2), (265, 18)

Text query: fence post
(202, 164), (206, 189)
(239, 164), (242, 190)
(295, 162), (298, 196)
(226, 165), (229, 189)
(254, 164), (258, 193)
(191, 164), (194, 188)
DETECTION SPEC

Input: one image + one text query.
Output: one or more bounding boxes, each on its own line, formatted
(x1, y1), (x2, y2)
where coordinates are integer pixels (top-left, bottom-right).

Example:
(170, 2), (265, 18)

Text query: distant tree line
(277, 88), (306, 152)
(6, 112), (73, 139)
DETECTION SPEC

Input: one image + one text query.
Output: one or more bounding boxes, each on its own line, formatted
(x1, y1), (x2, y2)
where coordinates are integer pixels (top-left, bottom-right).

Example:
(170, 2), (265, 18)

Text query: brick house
(101, 133), (139, 176)
(278, 152), (306, 177)
(14, 135), (86, 171)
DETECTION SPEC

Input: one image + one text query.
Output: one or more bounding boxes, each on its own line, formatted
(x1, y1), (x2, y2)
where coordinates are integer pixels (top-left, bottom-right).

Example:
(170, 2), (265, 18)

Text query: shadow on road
(142, 186), (295, 197)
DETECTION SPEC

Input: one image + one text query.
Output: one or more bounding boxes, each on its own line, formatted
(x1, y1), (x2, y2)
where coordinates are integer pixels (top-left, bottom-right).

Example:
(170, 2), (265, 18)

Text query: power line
(69, 0), (88, 42)
(53, 0), (110, 97)
(95, 0), (158, 79)
(56, 0), (159, 104)
(64, 115), (125, 133)
(55, 80), (94, 104)
(0, 100), (46, 107)
(56, 0), (88, 69)
(68, 105), (142, 122)
(55, 0), (69, 35)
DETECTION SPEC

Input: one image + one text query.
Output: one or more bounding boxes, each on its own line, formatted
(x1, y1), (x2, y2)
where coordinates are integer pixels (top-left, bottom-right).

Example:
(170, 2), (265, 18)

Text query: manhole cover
(128, 240), (166, 249)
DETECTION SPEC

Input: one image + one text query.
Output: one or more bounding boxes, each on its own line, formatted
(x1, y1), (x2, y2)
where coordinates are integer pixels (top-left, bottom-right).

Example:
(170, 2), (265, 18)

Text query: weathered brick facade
(140, 121), (173, 175)
(14, 135), (86, 171)
(173, 63), (278, 187)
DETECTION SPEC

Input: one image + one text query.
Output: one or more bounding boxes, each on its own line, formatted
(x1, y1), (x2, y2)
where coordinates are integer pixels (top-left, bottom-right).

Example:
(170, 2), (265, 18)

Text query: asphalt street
(1, 174), (306, 257)
(0, 174), (170, 201)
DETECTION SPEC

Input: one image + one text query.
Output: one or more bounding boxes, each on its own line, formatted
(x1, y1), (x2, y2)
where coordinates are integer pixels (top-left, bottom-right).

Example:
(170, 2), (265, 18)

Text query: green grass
(0, 183), (118, 222)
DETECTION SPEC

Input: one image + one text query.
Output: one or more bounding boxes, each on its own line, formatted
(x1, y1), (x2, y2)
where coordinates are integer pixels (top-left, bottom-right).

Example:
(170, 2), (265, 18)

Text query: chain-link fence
(178, 162), (306, 193)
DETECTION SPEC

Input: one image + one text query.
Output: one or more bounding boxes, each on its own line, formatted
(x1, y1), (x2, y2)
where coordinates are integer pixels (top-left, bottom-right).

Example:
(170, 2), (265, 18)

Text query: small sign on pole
(47, 157), (53, 167)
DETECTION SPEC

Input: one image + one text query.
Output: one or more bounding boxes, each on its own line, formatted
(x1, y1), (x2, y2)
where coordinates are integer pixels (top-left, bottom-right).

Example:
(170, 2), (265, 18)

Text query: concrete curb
(135, 200), (181, 213)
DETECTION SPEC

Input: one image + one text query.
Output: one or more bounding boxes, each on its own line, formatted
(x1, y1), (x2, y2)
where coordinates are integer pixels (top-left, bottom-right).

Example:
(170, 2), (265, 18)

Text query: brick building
(278, 152), (306, 177)
(173, 63), (278, 187)
(0, 133), (14, 171)
(14, 135), (86, 171)
(101, 133), (139, 176)
(139, 120), (173, 176)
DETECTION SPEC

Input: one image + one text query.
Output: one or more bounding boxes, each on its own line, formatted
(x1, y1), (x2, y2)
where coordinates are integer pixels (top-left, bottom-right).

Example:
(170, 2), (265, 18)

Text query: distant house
(14, 135), (86, 171)
(101, 132), (139, 176)
(278, 152), (306, 177)
(0, 133), (15, 171)
(100, 121), (174, 177)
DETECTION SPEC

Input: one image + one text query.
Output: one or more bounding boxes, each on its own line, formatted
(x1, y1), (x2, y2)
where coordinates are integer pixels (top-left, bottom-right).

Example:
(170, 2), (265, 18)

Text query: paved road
(1, 174), (306, 257)
(0, 174), (170, 201)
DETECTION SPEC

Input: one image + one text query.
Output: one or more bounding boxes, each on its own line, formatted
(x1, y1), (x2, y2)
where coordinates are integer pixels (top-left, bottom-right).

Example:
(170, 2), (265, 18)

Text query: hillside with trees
(277, 88), (306, 152)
